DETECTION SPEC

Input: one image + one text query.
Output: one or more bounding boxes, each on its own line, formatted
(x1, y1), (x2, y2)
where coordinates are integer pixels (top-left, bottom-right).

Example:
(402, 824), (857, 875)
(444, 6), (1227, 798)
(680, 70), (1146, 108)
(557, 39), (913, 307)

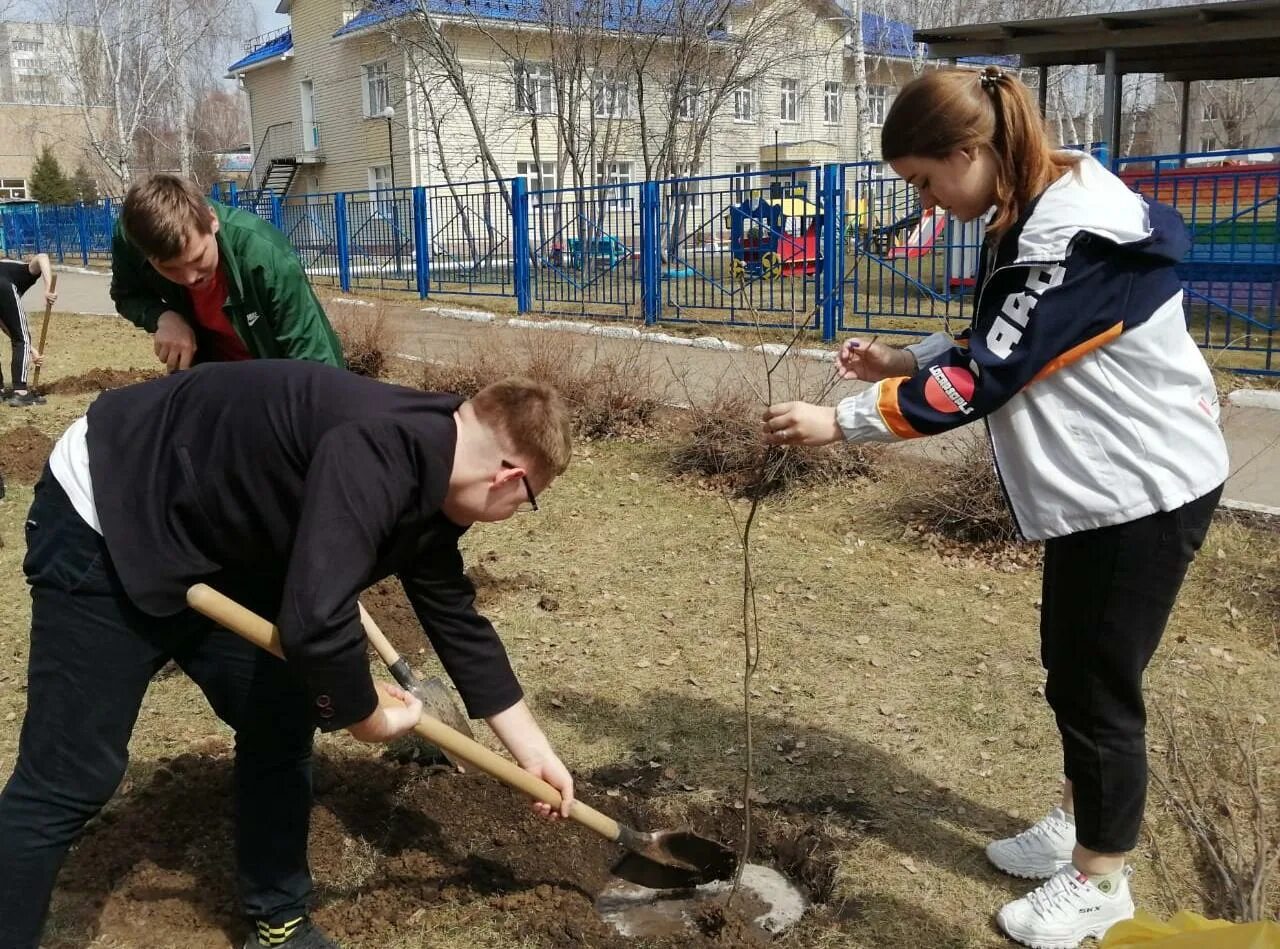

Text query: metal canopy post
(1178, 79), (1191, 167)
(1102, 49), (1122, 165)
(1038, 65), (1048, 117)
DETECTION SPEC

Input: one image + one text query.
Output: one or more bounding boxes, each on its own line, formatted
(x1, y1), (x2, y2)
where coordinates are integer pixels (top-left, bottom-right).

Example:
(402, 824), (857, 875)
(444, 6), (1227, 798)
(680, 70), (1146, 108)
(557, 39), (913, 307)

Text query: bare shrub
(418, 333), (664, 439)
(880, 434), (1019, 545)
(1147, 692), (1279, 922)
(670, 388), (881, 497)
(329, 304), (396, 378)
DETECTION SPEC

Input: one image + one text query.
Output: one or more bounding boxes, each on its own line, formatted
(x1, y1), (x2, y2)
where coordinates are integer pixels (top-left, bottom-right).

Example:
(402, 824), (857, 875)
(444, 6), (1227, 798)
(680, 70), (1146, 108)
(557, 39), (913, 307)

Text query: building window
(516, 160), (558, 193)
(780, 78), (798, 122)
(593, 71), (630, 119)
(823, 81), (842, 124)
(368, 165), (392, 191)
(1199, 133), (1220, 152)
(0, 178), (27, 200)
(341, 1), (362, 24)
(733, 86), (754, 122)
(515, 62), (555, 115)
(677, 83), (705, 121)
(867, 84), (894, 125)
(362, 61), (389, 117)
(12, 40), (42, 53)
(595, 160), (633, 205)
(672, 164), (702, 208)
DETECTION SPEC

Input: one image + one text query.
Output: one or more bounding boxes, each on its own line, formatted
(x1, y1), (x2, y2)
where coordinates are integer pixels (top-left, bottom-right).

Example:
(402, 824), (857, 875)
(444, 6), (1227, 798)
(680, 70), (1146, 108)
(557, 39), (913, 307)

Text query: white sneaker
(996, 865), (1135, 949)
(986, 807), (1076, 879)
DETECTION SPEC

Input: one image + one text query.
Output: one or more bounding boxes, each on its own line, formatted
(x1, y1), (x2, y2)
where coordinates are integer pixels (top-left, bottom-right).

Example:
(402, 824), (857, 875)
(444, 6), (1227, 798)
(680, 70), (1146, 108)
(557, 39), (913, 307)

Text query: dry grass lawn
(0, 312), (1276, 948)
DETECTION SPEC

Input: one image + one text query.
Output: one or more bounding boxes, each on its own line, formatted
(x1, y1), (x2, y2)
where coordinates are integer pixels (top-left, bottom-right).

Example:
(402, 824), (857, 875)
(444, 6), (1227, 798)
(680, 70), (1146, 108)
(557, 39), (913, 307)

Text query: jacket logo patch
(986, 263), (1066, 359)
(246, 311), (261, 326)
(925, 365), (976, 415)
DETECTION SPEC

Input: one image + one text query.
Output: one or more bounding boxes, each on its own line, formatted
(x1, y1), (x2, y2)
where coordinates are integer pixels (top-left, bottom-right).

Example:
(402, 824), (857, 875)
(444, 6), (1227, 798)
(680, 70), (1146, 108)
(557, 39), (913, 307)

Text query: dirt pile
(0, 424), (53, 484)
(48, 745), (853, 948)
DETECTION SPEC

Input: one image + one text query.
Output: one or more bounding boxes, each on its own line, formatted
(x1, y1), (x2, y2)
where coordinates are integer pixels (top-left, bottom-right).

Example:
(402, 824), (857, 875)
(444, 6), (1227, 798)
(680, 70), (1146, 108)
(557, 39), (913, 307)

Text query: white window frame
(593, 71), (631, 119)
(368, 164), (392, 192)
(0, 178), (27, 200)
(823, 81), (842, 125)
(733, 86), (754, 123)
(677, 80), (706, 122)
(673, 163), (703, 209)
(515, 62), (555, 115)
(367, 165), (395, 219)
(362, 61), (390, 117)
(780, 78), (798, 123)
(867, 83), (894, 126)
(595, 160), (633, 206)
(516, 160), (558, 194)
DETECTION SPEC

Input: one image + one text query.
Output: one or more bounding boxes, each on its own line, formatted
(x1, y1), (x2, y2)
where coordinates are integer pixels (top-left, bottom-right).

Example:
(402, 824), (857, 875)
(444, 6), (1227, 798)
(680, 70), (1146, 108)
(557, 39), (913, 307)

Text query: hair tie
(980, 67), (1003, 93)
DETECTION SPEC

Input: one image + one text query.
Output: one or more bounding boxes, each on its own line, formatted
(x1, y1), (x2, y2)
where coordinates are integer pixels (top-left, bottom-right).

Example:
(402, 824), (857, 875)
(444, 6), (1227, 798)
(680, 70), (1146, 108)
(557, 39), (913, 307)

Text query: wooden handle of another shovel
(31, 273), (57, 390)
(185, 584), (627, 845)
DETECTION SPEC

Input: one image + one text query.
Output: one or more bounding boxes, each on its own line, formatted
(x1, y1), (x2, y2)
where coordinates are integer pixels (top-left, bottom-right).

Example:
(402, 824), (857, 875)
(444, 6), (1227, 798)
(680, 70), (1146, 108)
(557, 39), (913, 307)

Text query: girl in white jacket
(763, 66), (1228, 949)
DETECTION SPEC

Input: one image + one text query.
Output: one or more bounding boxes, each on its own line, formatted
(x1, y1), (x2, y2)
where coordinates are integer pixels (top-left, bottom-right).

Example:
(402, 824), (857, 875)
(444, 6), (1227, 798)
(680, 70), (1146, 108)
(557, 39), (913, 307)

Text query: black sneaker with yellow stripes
(243, 916), (342, 949)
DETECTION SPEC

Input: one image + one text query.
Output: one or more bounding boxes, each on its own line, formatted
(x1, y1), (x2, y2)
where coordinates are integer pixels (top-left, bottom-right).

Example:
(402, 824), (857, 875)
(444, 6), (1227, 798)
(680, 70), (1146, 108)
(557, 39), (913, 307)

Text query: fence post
(510, 176), (531, 313)
(270, 194), (284, 231)
(50, 206), (66, 263)
(229, 182), (239, 208)
(412, 185), (430, 299)
(210, 182), (221, 202)
(76, 202), (90, 266)
(334, 192), (351, 293)
(820, 164), (841, 342)
(640, 181), (660, 325)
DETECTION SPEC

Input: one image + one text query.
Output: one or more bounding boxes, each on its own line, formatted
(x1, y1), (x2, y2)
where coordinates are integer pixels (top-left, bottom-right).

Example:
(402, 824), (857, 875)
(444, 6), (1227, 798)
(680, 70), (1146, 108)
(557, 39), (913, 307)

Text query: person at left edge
(109, 172), (343, 371)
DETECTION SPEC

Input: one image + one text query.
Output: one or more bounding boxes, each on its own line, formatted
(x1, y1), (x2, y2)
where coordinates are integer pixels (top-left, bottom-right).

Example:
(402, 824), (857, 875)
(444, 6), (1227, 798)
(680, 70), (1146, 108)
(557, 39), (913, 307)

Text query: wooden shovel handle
(185, 584), (625, 844)
(358, 602), (402, 668)
(31, 273), (57, 389)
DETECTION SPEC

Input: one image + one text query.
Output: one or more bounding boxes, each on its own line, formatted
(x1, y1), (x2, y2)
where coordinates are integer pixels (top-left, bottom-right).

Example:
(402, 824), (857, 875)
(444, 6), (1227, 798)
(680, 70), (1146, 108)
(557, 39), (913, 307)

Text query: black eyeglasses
(501, 461), (538, 512)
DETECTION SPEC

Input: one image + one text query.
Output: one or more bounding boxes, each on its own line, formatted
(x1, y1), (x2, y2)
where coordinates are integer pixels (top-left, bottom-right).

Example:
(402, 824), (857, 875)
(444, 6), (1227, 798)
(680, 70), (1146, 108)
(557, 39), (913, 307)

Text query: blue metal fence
(3, 146), (1276, 374)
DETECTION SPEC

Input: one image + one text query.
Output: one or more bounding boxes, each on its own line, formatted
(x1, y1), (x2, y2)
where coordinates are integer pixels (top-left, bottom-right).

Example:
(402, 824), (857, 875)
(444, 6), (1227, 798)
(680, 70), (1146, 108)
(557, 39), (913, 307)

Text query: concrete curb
(1228, 389), (1280, 411)
(417, 305), (836, 362)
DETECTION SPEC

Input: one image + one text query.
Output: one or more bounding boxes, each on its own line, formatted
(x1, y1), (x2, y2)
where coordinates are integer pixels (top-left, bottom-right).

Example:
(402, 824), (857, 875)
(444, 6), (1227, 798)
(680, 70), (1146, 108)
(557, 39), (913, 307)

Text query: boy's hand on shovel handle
(519, 750), (575, 821)
(347, 682), (424, 743)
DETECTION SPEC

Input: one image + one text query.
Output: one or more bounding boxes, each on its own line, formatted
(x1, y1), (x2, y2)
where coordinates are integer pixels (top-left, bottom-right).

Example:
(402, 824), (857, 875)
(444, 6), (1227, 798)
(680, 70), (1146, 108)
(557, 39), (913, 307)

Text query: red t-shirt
(189, 267), (252, 362)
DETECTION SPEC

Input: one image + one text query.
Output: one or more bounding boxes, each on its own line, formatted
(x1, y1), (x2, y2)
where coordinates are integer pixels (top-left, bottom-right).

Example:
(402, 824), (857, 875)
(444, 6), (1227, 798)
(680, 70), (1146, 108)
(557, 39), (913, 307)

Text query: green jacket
(110, 201), (344, 366)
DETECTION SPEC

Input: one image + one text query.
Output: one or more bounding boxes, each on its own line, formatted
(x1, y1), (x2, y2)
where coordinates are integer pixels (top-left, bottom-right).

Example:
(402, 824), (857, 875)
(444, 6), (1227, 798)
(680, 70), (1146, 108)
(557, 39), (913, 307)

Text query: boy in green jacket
(110, 173), (342, 370)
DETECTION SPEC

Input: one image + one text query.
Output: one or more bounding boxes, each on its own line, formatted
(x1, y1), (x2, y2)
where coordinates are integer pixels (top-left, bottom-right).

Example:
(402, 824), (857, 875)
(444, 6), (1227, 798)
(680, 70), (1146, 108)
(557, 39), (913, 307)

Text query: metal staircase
(247, 122), (321, 202)
(261, 159), (299, 197)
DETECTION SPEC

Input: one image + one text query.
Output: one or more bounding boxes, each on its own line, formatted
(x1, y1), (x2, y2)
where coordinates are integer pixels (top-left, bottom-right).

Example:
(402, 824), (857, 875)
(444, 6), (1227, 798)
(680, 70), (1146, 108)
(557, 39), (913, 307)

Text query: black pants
(1041, 485), (1222, 854)
(0, 473), (317, 948)
(0, 279), (33, 390)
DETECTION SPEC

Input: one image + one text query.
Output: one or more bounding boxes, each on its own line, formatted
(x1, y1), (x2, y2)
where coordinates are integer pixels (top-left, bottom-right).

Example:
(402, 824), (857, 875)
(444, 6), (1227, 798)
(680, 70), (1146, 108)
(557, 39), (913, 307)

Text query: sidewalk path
(51, 268), (1280, 515)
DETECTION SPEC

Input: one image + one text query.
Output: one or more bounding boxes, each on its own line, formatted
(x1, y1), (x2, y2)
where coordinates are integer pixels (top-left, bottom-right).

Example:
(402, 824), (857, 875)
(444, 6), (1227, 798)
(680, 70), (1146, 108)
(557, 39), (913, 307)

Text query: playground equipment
(1120, 161), (1279, 323)
(727, 192), (820, 280)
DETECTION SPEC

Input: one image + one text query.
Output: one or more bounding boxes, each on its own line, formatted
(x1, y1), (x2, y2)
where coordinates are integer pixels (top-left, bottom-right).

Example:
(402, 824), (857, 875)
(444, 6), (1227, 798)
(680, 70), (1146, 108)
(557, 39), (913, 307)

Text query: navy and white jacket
(837, 154), (1228, 540)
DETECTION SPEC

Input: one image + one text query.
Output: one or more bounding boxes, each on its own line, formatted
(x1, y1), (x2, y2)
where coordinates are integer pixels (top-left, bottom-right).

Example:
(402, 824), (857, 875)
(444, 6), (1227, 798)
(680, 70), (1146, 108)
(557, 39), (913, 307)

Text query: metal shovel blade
(413, 675), (474, 739)
(610, 828), (739, 889)
(407, 675), (475, 771)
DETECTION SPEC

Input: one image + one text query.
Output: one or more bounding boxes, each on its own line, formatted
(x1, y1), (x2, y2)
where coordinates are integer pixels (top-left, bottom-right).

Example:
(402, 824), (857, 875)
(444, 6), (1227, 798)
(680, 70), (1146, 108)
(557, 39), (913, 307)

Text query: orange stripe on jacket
(877, 377), (925, 439)
(1030, 322), (1123, 385)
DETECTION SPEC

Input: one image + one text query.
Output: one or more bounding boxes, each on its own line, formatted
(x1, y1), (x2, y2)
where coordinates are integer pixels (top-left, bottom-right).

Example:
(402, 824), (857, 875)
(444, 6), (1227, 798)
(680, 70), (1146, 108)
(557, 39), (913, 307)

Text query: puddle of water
(595, 863), (808, 941)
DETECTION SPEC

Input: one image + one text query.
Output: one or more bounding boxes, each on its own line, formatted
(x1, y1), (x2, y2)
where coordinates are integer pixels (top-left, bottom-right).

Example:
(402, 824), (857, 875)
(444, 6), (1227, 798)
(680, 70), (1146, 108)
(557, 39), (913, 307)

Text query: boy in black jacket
(0, 361), (575, 949)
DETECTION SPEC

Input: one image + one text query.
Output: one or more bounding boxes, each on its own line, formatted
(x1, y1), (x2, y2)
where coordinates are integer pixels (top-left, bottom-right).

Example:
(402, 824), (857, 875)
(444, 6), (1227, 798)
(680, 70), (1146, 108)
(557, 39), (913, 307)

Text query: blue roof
(234, 3), (1014, 70)
(334, 0), (730, 37)
(862, 11), (916, 58)
(227, 29), (293, 73)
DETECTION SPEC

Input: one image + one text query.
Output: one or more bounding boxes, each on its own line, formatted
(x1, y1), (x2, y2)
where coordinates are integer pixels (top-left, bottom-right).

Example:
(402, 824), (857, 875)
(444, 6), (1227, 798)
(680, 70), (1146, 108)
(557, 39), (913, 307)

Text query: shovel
(187, 583), (739, 889)
(30, 273), (57, 391)
(357, 602), (474, 770)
